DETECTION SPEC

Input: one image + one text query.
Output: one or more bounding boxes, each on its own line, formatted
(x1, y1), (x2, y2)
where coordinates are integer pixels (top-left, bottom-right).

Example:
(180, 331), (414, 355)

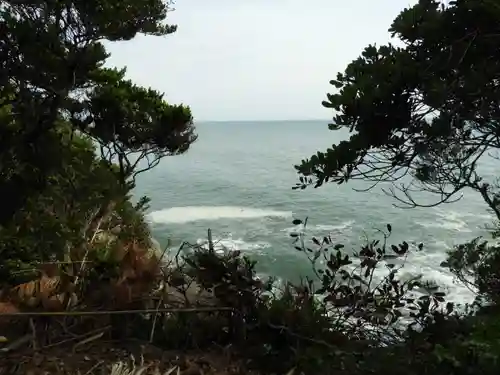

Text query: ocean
(135, 120), (496, 306)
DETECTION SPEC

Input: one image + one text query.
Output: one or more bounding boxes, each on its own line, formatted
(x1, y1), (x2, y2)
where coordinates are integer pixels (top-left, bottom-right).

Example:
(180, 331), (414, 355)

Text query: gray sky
(105, 0), (417, 122)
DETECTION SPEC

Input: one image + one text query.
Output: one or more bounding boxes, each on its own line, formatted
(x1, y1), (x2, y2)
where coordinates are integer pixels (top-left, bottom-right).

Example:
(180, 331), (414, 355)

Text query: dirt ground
(0, 340), (259, 375)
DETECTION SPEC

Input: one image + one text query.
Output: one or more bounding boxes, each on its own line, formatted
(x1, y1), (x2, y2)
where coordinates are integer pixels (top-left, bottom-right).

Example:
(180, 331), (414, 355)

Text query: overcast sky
(105, 0), (417, 122)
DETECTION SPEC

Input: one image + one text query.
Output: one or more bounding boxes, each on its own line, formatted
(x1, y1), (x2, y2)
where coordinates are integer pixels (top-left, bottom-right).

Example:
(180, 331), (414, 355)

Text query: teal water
(135, 120), (496, 304)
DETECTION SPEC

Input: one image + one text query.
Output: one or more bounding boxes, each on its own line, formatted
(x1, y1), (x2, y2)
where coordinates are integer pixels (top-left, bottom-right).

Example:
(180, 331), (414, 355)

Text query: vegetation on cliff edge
(1, 0), (500, 374)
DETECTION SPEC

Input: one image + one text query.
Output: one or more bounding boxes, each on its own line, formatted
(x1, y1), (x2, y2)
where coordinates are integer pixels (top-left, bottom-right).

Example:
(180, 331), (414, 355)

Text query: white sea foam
(281, 220), (355, 235)
(285, 227), (475, 306)
(148, 206), (292, 225)
(150, 207), (478, 307)
(196, 234), (271, 254)
(158, 235), (271, 265)
(352, 240), (477, 308)
(394, 252), (475, 305)
(416, 210), (471, 232)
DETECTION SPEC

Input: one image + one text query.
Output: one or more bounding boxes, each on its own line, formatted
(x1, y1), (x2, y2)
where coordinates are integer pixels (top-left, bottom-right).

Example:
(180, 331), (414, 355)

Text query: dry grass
(0, 341), (269, 375)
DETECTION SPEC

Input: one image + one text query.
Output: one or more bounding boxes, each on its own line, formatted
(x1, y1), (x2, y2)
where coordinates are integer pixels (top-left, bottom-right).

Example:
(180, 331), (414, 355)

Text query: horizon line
(194, 118), (331, 124)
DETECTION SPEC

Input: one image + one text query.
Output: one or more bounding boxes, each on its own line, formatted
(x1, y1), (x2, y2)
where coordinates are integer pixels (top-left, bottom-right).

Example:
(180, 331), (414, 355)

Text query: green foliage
(183, 248), (271, 314)
(294, 0), (500, 216)
(290, 218), (450, 338)
(84, 70), (196, 183)
(290, 2), (500, 370)
(0, 0), (196, 282)
(0, 127), (123, 283)
(3, 1), (500, 375)
(404, 312), (500, 375)
(150, 222), (462, 374)
(0, 0), (196, 225)
(443, 238), (500, 308)
(160, 223), (500, 375)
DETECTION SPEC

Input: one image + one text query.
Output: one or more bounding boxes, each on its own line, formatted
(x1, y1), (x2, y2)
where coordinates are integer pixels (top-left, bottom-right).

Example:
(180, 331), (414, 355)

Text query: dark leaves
(293, 0), (500, 218)
(288, 218), (440, 329)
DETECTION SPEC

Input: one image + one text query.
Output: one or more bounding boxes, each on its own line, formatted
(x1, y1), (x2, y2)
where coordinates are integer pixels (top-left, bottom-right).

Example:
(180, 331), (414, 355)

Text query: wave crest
(148, 205), (292, 224)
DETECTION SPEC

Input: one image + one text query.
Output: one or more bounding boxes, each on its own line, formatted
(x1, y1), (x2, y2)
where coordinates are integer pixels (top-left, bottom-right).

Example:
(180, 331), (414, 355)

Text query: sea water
(135, 120), (497, 306)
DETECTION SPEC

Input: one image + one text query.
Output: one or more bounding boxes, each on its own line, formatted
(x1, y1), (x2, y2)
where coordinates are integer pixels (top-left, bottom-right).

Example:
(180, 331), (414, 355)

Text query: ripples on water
(136, 120), (497, 307)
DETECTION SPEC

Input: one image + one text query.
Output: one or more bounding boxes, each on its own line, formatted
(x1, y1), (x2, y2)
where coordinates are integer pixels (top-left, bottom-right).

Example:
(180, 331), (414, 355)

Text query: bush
(443, 238), (500, 309)
(289, 219), (453, 338)
(147, 220), (459, 374)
